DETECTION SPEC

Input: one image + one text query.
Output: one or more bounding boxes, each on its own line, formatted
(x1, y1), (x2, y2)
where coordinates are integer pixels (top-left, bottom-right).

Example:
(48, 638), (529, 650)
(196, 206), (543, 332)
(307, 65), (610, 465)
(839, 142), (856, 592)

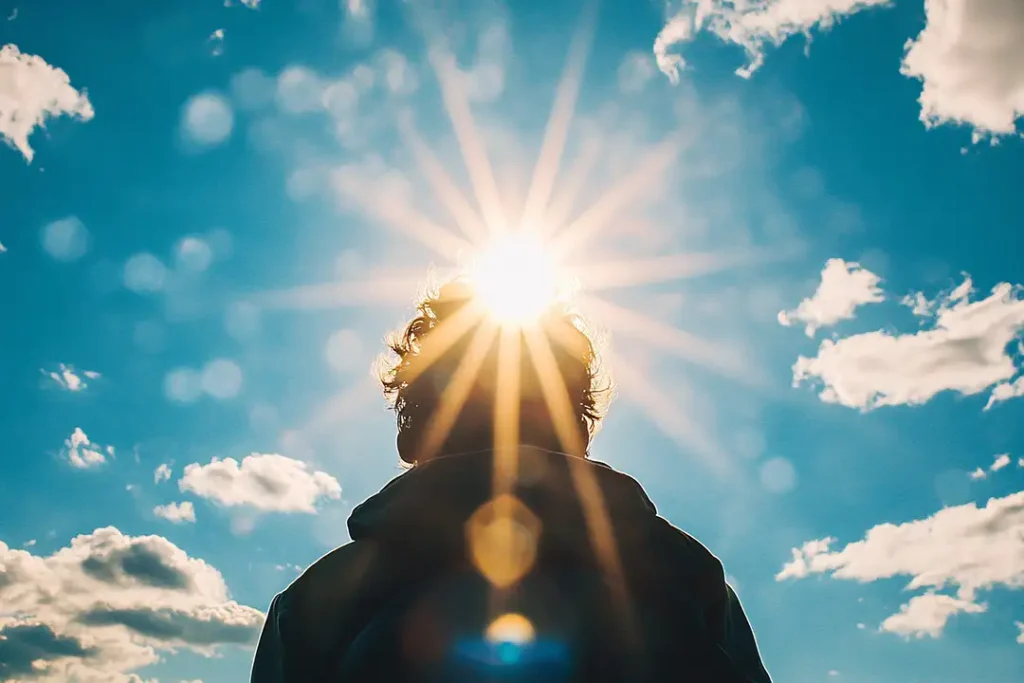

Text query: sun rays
(253, 1), (773, 471)
(248, 2), (789, 613)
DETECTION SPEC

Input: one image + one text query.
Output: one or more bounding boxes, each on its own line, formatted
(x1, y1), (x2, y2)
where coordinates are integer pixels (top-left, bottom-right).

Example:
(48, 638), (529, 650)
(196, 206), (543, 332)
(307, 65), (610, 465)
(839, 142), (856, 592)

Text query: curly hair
(377, 278), (611, 464)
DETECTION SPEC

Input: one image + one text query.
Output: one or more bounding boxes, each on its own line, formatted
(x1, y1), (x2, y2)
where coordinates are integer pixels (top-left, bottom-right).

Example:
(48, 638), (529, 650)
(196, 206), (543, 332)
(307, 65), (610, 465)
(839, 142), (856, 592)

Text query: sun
(468, 232), (562, 326)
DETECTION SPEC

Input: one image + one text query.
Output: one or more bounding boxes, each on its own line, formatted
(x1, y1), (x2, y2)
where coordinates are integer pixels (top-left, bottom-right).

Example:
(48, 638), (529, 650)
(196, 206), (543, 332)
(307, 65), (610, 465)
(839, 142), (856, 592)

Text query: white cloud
(901, 291), (933, 317)
(971, 453), (1014, 480)
(1017, 620), (1024, 644)
(153, 502), (196, 524)
(207, 29), (225, 57)
(902, 0), (1024, 141)
(43, 364), (98, 391)
(154, 464), (172, 484)
(653, 0), (892, 82)
(779, 258), (883, 337)
(0, 527), (261, 682)
(0, 44), (94, 162)
(178, 453), (341, 513)
(986, 375), (1024, 410)
(792, 277), (1024, 410)
(777, 490), (1024, 638)
(63, 428), (112, 469)
(880, 592), (986, 639)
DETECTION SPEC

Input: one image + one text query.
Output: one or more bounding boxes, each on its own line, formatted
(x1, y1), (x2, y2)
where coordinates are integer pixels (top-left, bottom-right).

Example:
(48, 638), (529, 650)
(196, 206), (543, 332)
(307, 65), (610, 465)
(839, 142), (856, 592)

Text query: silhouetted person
(251, 280), (773, 683)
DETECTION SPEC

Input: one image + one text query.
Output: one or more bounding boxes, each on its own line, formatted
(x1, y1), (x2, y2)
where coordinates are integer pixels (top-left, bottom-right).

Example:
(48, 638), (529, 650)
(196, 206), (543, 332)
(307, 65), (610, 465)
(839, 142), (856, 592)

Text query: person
(250, 279), (773, 683)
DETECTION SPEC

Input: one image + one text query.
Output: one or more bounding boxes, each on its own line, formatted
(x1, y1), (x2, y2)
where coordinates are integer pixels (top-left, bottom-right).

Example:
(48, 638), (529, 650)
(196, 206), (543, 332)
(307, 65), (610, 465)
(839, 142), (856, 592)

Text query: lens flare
(486, 613), (536, 646)
(469, 233), (560, 326)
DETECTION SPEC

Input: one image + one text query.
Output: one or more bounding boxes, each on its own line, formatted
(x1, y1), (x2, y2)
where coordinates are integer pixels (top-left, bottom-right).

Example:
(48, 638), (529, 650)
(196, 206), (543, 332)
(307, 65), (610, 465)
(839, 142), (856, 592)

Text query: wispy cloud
(778, 258), (883, 337)
(153, 501), (196, 524)
(986, 375), (1024, 410)
(0, 44), (94, 162)
(792, 276), (1024, 410)
(178, 453), (341, 513)
(653, 0), (892, 81)
(207, 29), (225, 57)
(154, 463), (172, 484)
(778, 490), (1024, 638)
(42, 364), (99, 391)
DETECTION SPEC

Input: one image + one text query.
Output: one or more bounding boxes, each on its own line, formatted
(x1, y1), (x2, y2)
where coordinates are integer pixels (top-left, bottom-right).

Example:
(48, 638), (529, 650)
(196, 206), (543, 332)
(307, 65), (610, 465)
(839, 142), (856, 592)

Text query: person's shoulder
(279, 539), (382, 614)
(648, 514), (725, 576)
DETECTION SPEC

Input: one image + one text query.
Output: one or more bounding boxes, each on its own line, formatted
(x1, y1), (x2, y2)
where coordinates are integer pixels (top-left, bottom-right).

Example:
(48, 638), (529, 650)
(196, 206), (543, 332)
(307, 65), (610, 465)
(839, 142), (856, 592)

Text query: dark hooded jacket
(250, 448), (772, 683)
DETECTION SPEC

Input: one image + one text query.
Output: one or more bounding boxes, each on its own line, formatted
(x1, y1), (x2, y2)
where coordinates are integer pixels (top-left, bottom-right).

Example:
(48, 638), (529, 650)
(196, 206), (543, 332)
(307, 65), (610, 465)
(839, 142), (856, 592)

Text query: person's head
(377, 278), (610, 465)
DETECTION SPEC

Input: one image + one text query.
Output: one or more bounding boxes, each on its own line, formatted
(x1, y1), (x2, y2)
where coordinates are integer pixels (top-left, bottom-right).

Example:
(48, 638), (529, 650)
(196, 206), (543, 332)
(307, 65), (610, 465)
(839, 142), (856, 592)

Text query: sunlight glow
(486, 613), (536, 645)
(470, 233), (562, 326)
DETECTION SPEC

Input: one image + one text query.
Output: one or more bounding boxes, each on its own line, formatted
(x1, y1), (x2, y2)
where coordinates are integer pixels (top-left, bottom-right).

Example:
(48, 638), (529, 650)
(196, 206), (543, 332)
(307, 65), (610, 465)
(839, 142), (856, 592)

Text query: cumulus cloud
(42, 365), (99, 391)
(880, 592), (987, 638)
(779, 258), (883, 337)
(178, 453), (341, 513)
(777, 490), (1024, 638)
(653, 0), (892, 82)
(792, 276), (1024, 410)
(63, 428), (112, 469)
(153, 502), (196, 524)
(902, 0), (1024, 141)
(0, 44), (95, 162)
(0, 528), (262, 681)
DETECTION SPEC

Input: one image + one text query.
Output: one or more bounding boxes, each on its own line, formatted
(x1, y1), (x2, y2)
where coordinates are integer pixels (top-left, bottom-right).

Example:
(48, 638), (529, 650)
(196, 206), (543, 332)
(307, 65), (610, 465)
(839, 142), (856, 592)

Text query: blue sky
(1, 0), (1023, 681)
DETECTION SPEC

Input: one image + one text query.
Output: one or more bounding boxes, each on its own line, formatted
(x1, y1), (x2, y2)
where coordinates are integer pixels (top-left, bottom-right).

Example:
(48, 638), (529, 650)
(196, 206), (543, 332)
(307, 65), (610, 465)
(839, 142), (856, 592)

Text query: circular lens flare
(486, 613), (536, 646)
(470, 233), (560, 326)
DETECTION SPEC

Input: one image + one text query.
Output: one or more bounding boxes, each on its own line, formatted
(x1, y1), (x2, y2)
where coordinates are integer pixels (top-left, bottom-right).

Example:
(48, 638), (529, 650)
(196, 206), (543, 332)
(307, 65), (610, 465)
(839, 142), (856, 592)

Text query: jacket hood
(347, 448), (660, 560)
